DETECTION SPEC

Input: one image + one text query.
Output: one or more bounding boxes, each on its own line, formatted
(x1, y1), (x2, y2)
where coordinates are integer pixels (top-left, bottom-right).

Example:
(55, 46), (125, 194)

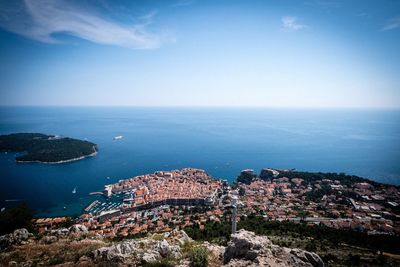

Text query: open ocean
(0, 107), (399, 217)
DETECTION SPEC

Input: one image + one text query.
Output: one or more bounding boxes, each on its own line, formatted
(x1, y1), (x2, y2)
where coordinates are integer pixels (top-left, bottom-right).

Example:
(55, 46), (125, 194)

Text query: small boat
(5, 199), (22, 202)
(1, 207), (5, 212)
(113, 135), (123, 140)
(106, 176), (110, 180)
(72, 187), (77, 194)
(63, 206), (67, 210)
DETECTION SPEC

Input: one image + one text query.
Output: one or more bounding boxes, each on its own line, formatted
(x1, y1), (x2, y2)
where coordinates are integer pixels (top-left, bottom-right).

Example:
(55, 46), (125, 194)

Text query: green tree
(238, 187), (245, 196)
(0, 203), (33, 235)
(236, 171), (256, 185)
(298, 210), (310, 221)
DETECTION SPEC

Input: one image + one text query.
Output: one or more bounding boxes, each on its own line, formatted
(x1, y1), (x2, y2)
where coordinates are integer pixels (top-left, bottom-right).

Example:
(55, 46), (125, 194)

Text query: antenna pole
(231, 196), (238, 234)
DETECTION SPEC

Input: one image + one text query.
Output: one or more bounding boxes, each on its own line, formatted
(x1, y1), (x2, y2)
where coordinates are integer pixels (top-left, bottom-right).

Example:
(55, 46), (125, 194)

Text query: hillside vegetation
(0, 133), (97, 163)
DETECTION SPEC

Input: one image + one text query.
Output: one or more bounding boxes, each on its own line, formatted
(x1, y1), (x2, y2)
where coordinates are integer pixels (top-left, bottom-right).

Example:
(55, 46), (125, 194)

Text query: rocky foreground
(0, 225), (324, 266)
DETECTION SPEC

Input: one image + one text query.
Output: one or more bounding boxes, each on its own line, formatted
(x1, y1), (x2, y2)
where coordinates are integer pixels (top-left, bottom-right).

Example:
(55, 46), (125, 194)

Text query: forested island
(0, 133), (97, 163)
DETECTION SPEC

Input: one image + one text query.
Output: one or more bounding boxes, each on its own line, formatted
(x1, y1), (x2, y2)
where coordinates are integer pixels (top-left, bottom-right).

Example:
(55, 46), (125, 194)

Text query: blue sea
(0, 107), (399, 217)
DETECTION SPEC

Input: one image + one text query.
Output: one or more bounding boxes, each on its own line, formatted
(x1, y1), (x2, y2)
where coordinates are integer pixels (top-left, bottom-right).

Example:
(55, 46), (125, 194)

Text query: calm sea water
(0, 107), (399, 217)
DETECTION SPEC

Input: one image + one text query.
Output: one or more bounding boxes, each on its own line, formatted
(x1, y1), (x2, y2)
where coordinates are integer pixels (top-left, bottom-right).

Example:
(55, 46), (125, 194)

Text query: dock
(84, 200), (99, 212)
(89, 191), (104, 196)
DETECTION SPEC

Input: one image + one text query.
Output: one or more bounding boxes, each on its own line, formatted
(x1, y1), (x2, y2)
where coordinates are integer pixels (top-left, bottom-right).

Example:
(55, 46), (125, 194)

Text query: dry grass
(0, 238), (107, 266)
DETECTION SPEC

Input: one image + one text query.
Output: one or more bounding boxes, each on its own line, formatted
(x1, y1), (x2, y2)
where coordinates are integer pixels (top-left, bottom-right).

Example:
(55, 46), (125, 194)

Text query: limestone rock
(290, 248), (324, 267)
(157, 239), (182, 258)
(224, 229), (272, 263)
(13, 229), (32, 242)
(223, 229), (324, 267)
(0, 228), (33, 251)
(92, 232), (185, 265)
(142, 251), (160, 263)
(203, 241), (225, 259)
(158, 239), (170, 257)
(50, 227), (69, 237)
(0, 227), (326, 267)
(68, 224), (88, 235)
(179, 230), (192, 243)
(168, 244), (182, 259)
(93, 240), (137, 262)
(175, 229), (193, 245)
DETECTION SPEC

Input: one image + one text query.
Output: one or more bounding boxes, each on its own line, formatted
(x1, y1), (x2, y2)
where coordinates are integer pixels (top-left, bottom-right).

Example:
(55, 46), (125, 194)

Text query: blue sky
(0, 0), (399, 107)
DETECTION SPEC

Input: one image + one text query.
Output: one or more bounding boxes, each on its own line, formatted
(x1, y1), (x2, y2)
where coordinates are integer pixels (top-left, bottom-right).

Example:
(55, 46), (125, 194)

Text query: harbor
(83, 195), (123, 216)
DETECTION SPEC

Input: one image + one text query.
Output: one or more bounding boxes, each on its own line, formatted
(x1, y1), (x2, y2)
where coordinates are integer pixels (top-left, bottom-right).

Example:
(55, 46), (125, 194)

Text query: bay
(0, 107), (399, 217)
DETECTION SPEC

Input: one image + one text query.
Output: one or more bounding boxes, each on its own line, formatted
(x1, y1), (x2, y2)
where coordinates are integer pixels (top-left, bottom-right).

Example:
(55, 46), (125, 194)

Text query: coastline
(16, 147), (97, 164)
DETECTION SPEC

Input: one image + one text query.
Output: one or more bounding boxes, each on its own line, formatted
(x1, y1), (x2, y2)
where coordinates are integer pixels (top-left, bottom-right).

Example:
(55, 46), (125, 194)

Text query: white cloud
(281, 16), (306, 31)
(382, 17), (400, 31)
(172, 0), (195, 7)
(0, 0), (168, 49)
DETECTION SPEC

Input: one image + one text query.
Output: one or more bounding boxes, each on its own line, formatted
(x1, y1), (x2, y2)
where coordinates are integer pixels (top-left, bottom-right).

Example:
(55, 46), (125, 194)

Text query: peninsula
(0, 133), (97, 163)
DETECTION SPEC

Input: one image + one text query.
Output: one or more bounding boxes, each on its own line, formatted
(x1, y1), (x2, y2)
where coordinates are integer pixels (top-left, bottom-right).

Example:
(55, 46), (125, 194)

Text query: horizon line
(0, 105), (399, 110)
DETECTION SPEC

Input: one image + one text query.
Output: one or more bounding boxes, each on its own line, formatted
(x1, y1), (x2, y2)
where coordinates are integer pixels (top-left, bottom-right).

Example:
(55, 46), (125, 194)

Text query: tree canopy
(0, 203), (34, 235)
(0, 133), (97, 163)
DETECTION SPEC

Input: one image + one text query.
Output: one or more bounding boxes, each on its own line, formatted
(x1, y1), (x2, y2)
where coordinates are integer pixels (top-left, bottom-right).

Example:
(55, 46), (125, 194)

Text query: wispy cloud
(0, 0), (169, 49)
(281, 16), (306, 31)
(172, 0), (195, 7)
(310, 0), (342, 9)
(382, 16), (400, 31)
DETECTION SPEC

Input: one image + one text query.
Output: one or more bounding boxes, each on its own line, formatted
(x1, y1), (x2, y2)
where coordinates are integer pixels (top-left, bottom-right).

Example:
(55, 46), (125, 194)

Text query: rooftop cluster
(236, 169), (400, 235)
(111, 168), (222, 208)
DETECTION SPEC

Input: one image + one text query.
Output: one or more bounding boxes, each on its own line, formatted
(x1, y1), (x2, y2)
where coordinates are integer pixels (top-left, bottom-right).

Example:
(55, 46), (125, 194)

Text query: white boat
(72, 187), (77, 194)
(113, 135), (123, 140)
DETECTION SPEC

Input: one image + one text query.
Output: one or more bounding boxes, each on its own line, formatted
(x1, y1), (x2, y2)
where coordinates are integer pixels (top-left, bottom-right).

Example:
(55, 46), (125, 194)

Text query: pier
(89, 191), (104, 196)
(84, 200), (99, 212)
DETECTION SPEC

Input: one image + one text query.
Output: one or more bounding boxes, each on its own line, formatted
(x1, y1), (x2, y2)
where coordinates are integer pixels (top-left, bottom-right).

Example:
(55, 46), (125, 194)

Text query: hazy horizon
(1, 105), (400, 109)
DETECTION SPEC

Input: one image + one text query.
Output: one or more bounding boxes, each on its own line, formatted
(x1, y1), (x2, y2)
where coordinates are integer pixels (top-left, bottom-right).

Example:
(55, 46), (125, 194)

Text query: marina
(83, 195), (124, 216)
(84, 200), (99, 212)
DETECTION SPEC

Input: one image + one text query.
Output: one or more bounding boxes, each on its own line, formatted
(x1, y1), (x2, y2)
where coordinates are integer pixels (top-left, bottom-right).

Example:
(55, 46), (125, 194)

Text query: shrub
(321, 253), (337, 262)
(142, 259), (174, 267)
(305, 241), (317, 251)
(346, 253), (361, 266)
(188, 246), (208, 267)
(182, 240), (195, 255)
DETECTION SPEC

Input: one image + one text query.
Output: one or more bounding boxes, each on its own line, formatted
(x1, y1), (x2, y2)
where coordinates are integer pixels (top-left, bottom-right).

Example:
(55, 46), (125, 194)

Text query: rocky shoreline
(16, 147), (97, 164)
